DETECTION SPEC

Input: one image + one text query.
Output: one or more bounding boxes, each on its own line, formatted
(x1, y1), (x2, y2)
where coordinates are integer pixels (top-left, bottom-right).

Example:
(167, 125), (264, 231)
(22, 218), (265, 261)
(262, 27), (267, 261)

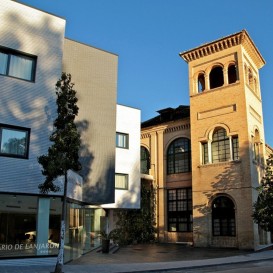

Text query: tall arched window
(228, 64), (237, 84)
(253, 129), (261, 162)
(211, 128), (230, 163)
(141, 146), (150, 174)
(209, 66), (224, 89)
(212, 196), (236, 236)
(167, 138), (191, 174)
(197, 73), (205, 92)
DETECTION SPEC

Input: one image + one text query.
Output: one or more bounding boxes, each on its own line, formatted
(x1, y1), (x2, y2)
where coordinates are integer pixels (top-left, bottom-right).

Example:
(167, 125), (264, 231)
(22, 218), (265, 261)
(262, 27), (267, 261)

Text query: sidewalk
(0, 244), (272, 273)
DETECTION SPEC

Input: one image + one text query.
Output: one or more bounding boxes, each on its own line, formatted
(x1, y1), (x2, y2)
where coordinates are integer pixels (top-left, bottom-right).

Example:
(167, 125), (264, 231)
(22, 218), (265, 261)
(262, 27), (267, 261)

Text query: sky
(20, 0), (273, 147)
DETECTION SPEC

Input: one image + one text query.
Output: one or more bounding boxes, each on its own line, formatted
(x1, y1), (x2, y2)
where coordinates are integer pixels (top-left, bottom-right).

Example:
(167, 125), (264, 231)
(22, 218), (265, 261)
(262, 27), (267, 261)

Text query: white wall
(0, 0), (65, 193)
(102, 104), (141, 209)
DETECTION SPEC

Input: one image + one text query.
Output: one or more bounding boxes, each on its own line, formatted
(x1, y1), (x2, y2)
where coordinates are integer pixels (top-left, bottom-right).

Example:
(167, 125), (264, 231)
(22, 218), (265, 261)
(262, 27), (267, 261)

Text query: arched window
(201, 128), (239, 165)
(248, 68), (255, 90)
(253, 129), (261, 162)
(212, 196), (236, 236)
(228, 64), (237, 84)
(209, 66), (224, 89)
(141, 146), (150, 174)
(211, 128), (230, 163)
(167, 138), (191, 174)
(197, 73), (205, 92)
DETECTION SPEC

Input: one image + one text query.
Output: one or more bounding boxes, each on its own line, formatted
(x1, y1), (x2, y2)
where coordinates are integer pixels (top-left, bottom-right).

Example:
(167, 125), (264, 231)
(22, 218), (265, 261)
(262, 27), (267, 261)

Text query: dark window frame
(115, 173), (129, 190)
(167, 188), (193, 232)
(212, 196), (236, 236)
(0, 124), (31, 159)
(167, 137), (191, 174)
(116, 132), (129, 149)
(141, 146), (150, 174)
(0, 46), (37, 82)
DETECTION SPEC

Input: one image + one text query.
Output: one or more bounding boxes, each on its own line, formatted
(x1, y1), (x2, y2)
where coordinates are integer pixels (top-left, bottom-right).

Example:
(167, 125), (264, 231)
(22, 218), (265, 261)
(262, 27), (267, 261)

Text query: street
(162, 260), (273, 273)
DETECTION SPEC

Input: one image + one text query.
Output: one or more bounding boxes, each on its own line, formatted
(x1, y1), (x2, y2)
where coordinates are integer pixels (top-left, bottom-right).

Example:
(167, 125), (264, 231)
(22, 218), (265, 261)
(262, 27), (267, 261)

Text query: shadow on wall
(0, 8), (66, 193)
(192, 142), (262, 247)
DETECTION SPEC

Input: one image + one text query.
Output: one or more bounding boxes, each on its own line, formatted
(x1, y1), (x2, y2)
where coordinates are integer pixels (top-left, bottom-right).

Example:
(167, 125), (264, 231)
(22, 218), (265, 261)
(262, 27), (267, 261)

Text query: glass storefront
(64, 203), (105, 262)
(0, 194), (61, 257)
(0, 193), (105, 262)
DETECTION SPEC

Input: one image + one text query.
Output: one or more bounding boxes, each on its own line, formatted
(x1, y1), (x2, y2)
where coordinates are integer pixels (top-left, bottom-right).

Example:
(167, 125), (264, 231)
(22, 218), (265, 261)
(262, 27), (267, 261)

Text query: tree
(253, 153), (273, 233)
(38, 73), (81, 273)
(112, 181), (156, 245)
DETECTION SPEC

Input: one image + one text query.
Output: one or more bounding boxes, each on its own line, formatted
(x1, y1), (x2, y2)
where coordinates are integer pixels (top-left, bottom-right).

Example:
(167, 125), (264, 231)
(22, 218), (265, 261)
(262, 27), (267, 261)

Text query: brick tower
(180, 30), (269, 249)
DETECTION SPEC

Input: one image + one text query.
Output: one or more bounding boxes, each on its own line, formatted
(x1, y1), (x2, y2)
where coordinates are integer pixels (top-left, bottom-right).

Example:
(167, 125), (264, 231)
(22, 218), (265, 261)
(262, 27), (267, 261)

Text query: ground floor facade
(0, 193), (107, 262)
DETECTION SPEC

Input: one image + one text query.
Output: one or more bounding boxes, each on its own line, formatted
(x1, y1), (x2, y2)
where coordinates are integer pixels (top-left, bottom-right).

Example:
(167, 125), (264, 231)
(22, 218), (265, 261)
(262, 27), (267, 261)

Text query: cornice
(179, 30), (265, 69)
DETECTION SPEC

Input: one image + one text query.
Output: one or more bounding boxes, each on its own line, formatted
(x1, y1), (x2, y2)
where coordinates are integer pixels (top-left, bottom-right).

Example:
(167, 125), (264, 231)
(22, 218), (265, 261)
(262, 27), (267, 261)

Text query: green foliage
(113, 182), (157, 245)
(253, 153), (273, 232)
(38, 73), (82, 194)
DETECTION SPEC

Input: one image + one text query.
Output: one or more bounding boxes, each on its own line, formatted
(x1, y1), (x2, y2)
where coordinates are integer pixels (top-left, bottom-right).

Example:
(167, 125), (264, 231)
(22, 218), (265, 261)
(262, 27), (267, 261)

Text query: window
(116, 132), (129, 149)
(167, 138), (191, 174)
(167, 188), (192, 232)
(212, 196), (236, 236)
(228, 64), (237, 84)
(211, 128), (230, 163)
(141, 146), (150, 174)
(209, 66), (224, 89)
(202, 142), (209, 164)
(197, 73), (205, 92)
(115, 173), (128, 189)
(0, 124), (30, 159)
(0, 47), (36, 81)
(201, 128), (239, 164)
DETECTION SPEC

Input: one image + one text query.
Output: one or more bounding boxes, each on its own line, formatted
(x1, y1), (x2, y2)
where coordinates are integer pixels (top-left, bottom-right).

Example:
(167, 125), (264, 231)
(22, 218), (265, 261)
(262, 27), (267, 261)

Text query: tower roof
(179, 30), (265, 69)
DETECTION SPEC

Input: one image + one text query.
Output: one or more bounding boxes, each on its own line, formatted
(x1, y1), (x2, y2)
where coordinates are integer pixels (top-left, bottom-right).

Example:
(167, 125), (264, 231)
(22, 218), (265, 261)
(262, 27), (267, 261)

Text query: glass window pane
(9, 55), (34, 81)
(116, 133), (128, 148)
(115, 174), (128, 189)
(167, 138), (191, 174)
(0, 52), (8, 74)
(1, 128), (28, 156)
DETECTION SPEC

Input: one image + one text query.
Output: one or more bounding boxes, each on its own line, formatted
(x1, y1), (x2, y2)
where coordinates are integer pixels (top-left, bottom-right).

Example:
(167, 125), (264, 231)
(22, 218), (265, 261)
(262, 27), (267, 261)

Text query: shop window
(197, 73), (205, 92)
(167, 137), (191, 174)
(212, 196), (236, 236)
(228, 64), (237, 84)
(209, 66), (224, 89)
(167, 188), (192, 232)
(0, 124), (30, 159)
(141, 146), (150, 174)
(0, 47), (36, 81)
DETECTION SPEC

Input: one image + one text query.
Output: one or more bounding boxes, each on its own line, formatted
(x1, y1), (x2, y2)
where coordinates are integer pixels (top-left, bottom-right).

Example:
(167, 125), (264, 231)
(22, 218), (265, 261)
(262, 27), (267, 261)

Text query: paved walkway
(0, 244), (273, 273)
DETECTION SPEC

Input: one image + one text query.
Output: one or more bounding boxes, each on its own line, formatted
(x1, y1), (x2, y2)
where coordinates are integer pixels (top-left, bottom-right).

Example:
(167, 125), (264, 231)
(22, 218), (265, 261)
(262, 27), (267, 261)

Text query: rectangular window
(202, 142), (208, 164)
(0, 124), (30, 159)
(167, 188), (192, 232)
(232, 136), (239, 160)
(115, 173), (128, 190)
(0, 47), (36, 81)
(116, 132), (129, 149)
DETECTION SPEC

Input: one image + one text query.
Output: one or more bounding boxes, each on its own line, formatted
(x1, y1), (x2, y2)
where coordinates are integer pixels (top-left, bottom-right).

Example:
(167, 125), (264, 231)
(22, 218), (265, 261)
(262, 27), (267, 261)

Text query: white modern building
(0, 0), (140, 264)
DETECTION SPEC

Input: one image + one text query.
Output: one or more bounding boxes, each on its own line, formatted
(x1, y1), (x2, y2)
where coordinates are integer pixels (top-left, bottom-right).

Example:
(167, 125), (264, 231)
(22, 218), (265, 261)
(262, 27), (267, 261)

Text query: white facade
(0, 0), (65, 194)
(102, 104), (141, 209)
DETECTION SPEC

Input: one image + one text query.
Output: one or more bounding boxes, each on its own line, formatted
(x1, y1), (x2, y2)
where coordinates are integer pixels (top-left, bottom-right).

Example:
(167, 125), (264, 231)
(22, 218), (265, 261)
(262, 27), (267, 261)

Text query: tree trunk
(54, 171), (68, 273)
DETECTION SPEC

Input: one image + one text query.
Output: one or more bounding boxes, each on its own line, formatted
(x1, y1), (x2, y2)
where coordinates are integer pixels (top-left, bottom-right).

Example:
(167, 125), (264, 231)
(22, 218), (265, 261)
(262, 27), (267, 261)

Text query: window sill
(198, 160), (241, 168)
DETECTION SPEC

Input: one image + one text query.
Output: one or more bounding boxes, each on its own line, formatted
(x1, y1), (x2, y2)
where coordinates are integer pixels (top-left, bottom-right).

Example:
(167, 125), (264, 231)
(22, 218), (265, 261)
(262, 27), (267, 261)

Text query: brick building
(141, 30), (272, 250)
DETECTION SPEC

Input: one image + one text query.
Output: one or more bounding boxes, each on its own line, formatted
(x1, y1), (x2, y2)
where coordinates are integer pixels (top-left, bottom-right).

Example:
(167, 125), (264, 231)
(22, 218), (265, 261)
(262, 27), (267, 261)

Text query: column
(36, 197), (50, 255)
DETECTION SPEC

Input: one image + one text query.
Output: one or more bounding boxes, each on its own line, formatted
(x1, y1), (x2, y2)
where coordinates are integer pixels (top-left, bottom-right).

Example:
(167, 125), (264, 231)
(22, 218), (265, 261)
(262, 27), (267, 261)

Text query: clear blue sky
(20, 0), (273, 147)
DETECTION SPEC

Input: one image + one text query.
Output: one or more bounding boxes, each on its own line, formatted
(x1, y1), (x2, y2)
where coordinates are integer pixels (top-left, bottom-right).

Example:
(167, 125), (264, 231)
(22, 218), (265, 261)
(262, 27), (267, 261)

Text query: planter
(101, 239), (110, 253)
